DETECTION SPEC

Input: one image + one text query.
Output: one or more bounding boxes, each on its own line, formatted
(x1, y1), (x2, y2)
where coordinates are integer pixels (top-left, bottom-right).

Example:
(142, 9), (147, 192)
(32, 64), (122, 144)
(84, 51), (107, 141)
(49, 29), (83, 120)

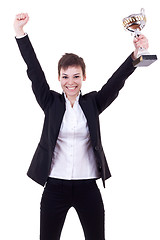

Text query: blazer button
(95, 146), (100, 151)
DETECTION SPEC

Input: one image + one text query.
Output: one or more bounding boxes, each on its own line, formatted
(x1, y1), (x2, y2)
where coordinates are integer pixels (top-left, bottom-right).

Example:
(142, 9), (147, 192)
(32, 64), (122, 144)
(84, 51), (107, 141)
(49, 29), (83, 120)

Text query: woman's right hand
(14, 13), (29, 37)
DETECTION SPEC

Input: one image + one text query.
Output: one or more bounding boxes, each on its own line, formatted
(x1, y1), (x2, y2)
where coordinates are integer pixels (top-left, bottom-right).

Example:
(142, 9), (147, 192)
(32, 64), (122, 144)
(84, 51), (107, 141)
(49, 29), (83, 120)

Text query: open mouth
(66, 86), (77, 90)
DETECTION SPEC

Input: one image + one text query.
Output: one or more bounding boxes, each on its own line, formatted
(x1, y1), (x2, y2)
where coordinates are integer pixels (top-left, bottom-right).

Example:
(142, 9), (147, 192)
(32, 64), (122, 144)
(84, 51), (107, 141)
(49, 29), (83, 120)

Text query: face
(58, 66), (86, 101)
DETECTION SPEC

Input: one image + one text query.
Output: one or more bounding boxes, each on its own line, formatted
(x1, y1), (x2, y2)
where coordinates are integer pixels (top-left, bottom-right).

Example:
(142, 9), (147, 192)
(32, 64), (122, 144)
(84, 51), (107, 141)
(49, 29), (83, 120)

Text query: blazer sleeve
(16, 35), (53, 111)
(95, 55), (136, 114)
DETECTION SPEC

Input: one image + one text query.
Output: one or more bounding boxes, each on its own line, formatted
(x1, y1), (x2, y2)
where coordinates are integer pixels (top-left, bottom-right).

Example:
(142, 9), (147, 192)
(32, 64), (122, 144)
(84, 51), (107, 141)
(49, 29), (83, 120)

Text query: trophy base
(133, 55), (157, 67)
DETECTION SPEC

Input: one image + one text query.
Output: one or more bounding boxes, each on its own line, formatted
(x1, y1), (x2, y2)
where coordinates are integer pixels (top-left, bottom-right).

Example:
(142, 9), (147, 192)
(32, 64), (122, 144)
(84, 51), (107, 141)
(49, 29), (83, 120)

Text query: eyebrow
(62, 73), (80, 76)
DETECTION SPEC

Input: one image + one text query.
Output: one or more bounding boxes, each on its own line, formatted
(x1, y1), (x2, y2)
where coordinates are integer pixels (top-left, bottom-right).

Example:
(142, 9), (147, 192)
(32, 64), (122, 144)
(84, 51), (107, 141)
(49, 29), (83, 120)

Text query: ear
(83, 75), (86, 81)
(58, 75), (60, 81)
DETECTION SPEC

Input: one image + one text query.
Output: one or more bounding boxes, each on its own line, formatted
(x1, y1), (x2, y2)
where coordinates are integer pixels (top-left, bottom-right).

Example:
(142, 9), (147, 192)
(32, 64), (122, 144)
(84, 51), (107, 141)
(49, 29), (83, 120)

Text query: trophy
(123, 8), (157, 67)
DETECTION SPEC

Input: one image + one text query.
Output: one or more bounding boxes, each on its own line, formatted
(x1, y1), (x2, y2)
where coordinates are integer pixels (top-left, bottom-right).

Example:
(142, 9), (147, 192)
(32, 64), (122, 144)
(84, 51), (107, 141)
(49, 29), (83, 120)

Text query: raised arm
(14, 13), (52, 111)
(95, 35), (149, 113)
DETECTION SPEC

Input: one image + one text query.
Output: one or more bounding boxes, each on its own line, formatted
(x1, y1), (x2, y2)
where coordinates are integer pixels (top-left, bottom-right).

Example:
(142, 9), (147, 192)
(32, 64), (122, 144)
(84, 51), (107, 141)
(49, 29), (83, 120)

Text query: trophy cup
(123, 8), (157, 67)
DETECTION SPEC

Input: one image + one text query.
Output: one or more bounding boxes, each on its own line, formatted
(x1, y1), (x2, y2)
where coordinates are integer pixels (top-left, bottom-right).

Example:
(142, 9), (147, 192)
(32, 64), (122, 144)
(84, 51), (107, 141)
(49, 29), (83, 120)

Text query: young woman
(14, 13), (148, 240)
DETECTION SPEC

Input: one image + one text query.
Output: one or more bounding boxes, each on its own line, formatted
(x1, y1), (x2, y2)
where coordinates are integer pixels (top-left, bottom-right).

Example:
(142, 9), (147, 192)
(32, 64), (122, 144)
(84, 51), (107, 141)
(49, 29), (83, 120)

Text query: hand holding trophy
(123, 8), (157, 67)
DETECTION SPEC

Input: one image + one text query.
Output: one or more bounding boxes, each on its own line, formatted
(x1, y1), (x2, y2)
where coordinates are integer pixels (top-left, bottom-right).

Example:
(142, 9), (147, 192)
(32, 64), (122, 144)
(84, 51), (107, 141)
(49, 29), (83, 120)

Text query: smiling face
(58, 65), (86, 103)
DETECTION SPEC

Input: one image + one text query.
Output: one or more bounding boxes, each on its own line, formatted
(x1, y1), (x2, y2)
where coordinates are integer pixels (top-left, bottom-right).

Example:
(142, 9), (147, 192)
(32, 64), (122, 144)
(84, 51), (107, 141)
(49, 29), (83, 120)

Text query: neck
(67, 96), (76, 107)
(65, 92), (80, 108)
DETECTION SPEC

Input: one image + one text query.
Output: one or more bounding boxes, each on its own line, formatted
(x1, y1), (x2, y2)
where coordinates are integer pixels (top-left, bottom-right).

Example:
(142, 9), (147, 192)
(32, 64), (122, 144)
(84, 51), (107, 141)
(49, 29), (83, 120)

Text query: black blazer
(16, 35), (136, 187)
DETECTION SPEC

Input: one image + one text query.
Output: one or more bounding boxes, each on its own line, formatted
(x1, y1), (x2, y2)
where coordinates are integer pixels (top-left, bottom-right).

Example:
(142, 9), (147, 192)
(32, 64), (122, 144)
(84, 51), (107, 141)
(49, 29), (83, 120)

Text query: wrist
(15, 28), (25, 37)
(132, 49), (138, 60)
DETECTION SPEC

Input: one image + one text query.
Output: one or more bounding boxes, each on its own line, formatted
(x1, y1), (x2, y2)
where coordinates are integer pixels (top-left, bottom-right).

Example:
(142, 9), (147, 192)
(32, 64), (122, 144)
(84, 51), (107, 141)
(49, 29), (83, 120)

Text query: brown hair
(58, 53), (86, 77)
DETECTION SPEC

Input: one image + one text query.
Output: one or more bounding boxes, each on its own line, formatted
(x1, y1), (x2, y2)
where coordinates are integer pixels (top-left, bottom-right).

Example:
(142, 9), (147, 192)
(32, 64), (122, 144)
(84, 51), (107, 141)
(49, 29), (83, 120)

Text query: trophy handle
(140, 8), (145, 16)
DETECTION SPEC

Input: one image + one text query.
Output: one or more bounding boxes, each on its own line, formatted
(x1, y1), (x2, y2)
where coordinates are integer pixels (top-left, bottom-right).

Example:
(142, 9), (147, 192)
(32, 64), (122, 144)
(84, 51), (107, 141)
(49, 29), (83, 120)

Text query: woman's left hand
(133, 34), (149, 59)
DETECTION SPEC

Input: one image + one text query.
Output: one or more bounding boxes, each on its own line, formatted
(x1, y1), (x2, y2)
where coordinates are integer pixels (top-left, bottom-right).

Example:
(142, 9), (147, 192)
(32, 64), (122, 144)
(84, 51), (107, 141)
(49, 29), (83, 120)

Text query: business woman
(14, 13), (148, 240)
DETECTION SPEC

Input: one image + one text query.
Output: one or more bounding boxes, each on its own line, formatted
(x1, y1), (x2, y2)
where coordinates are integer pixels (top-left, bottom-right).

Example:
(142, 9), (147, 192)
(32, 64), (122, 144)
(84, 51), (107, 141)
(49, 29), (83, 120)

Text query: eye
(62, 76), (68, 79)
(74, 75), (80, 79)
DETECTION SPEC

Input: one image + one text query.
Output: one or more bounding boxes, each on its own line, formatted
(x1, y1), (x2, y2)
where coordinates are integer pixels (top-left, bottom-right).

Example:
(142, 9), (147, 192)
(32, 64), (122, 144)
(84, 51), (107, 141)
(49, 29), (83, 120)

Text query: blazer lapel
(49, 93), (66, 145)
(79, 94), (98, 146)
(55, 93), (66, 131)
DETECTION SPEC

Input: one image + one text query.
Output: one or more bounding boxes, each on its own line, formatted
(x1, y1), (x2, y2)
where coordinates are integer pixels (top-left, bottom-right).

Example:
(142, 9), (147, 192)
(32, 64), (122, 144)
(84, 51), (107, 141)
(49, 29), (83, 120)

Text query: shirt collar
(63, 91), (81, 103)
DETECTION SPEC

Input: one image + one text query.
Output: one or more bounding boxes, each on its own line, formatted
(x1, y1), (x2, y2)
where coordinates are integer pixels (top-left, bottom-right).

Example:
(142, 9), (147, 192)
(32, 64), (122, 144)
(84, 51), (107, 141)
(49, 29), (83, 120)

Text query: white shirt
(49, 93), (100, 180)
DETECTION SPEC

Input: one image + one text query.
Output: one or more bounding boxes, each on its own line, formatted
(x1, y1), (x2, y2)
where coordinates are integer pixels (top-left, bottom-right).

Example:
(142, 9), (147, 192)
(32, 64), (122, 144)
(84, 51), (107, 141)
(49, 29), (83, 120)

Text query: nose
(68, 77), (74, 85)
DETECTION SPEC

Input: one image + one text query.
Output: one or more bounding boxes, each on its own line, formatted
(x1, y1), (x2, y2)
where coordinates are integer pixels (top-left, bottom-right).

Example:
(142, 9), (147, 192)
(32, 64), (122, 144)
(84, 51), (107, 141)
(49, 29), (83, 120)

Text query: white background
(0, 0), (160, 239)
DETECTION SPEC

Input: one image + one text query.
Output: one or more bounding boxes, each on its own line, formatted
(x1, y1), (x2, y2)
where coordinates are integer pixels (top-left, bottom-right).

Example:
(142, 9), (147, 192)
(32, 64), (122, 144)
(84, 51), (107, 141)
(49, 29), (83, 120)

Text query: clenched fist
(133, 34), (149, 60)
(14, 13), (29, 37)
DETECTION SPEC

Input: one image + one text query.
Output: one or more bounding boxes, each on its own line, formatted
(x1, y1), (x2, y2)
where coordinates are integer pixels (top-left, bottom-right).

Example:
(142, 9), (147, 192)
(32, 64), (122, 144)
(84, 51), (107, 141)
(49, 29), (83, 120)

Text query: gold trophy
(123, 8), (157, 67)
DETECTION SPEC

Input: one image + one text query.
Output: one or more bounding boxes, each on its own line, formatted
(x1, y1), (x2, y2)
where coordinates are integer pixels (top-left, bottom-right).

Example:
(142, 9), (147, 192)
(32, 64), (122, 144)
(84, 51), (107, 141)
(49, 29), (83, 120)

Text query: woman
(14, 13), (148, 240)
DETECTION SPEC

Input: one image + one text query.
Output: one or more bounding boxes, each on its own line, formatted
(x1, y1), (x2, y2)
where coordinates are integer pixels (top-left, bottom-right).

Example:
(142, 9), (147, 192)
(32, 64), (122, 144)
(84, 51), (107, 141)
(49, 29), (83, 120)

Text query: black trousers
(40, 178), (105, 240)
